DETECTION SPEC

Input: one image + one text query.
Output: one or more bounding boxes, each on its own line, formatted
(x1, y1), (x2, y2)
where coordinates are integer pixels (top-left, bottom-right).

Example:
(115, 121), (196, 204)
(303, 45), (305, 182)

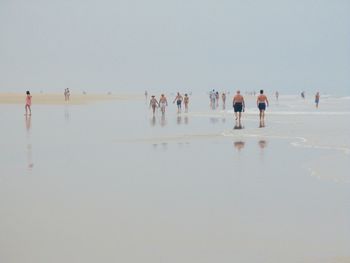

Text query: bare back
(257, 94), (267, 103)
(233, 94), (244, 103)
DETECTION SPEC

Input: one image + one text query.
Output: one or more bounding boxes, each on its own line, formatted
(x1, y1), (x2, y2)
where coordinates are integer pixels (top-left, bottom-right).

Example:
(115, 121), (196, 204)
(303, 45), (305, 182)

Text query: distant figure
(159, 94), (168, 115)
(222, 93), (226, 109)
(233, 90), (245, 126)
(275, 91), (279, 101)
(257, 89), (269, 126)
(209, 89), (216, 109)
(25, 91), (32, 116)
(183, 94), (189, 112)
(149, 95), (159, 115)
(315, 92), (320, 108)
(301, 91), (305, 99)
(145, 90), (148, 99)
(66, 88), (70, 101)
(173, 92), (183, 113)
(83, 91), (87, 95)
(215, 92), (219, 107)
(64, 89), (67, 101)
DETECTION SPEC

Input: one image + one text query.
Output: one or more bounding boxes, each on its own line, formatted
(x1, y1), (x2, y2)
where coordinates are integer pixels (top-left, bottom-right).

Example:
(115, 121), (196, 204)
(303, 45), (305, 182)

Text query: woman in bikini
(183, 94), (189, 112)
(25, 91), (32, 116)
(149, 95), (159, 116)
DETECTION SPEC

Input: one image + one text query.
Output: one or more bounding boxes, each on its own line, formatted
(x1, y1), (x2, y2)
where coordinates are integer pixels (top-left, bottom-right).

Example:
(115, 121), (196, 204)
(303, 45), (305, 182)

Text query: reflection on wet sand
(64, 105), (70, 121)
(258, 140), (267, 149)
(177, 115), (182, 125)
(210, 117), (219, 124)
(151, 142), (169, 151)
(149, 115), (168, 127)
(160, 114), (167, 127)
(258, 139), (268, 159)
(184, 115), (189, 125)
(234, 141), (245, 151)
(27, 144), (34, 171)
(150, 116), (156, 127)
(25, 116), (34, 171)
(25, 115), (31, 132)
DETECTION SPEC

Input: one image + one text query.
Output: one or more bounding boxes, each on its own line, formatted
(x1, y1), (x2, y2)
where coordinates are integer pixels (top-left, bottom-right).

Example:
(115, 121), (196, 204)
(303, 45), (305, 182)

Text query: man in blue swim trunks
(233, 90), (245, 125)
(173, 92), (183, 113)
(257, 89), (269, 126)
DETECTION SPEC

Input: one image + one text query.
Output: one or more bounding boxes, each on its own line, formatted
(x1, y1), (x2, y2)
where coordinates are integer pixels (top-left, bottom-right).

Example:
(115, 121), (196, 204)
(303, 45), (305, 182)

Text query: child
(25, 91), (32, 116)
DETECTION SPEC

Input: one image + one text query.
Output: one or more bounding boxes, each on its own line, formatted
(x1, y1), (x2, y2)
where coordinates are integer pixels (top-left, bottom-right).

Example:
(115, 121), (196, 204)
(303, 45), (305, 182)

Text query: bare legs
(177, 104), (181, 114)
(259, 110), (265, 127)
(234, 111), (243, 129)
(25, 105), (31, 116)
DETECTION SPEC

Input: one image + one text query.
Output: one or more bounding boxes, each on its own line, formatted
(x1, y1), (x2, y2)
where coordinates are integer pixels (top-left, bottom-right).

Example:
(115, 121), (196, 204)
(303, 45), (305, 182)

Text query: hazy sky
(1, 0), (349, 94)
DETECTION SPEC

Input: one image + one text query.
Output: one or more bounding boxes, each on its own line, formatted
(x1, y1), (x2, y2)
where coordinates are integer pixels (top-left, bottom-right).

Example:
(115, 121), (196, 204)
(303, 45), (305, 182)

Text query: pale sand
(0, 92), (143, 105)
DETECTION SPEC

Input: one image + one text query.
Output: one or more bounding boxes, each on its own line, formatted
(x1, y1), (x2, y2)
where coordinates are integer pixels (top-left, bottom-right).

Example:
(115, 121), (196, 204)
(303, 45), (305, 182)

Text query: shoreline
(0, 92), (143, 105)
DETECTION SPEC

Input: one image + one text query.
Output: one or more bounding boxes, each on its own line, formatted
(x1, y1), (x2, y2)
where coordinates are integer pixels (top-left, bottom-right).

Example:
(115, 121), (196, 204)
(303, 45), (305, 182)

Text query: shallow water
(0, 94), (349, 263)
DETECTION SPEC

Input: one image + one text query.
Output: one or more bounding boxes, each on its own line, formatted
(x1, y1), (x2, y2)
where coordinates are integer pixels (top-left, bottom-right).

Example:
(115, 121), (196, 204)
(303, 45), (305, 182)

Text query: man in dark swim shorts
(173, 92), (183, 113)
(233, 90), (245, 125)
(257, 89), (269, 126)
(258, 102), (266, 111)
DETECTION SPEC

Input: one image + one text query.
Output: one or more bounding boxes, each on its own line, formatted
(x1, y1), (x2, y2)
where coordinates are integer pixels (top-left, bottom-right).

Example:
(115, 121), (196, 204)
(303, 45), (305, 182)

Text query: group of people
(149, 92), (190, 115)
(209, 89), (228, 109)
(23, 89), (320, 125)
(301, 91), (320, 108)
(232, 89), (269, 128)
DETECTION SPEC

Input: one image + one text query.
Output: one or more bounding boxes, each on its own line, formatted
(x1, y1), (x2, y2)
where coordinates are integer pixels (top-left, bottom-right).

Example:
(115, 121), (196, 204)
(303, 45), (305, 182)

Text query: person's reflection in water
(25, 115), (34, 171)
(258, 139), (267, 159)
(210, 117), (218, 124)
(234, 141), (245, 151)
(177, 115), (182, 125)
(64, 105), (70, 122)
(160, 114), (167, 127)
(27, 144), (34, 171)
(161, 142), (168, 151)
(150, 116), (156, 127)
(25, 115), (31, 132)
(184, 115), (189, 125)
(258, 140), (267, 149)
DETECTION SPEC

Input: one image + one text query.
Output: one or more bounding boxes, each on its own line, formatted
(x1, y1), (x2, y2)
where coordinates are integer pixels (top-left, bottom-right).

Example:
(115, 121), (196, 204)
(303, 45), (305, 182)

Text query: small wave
(226, 110), (350, 116)
(339, 96), (350, 100)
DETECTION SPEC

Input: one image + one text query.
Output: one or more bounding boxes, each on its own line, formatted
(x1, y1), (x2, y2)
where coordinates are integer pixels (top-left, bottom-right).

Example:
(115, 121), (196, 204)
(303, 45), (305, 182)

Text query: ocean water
(0, 93), (349, 263)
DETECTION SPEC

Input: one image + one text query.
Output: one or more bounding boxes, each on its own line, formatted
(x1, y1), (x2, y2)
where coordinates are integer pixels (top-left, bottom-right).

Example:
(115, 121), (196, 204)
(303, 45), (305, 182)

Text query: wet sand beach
(0, 92), (142, 105)
(0, 93), (349, 263)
